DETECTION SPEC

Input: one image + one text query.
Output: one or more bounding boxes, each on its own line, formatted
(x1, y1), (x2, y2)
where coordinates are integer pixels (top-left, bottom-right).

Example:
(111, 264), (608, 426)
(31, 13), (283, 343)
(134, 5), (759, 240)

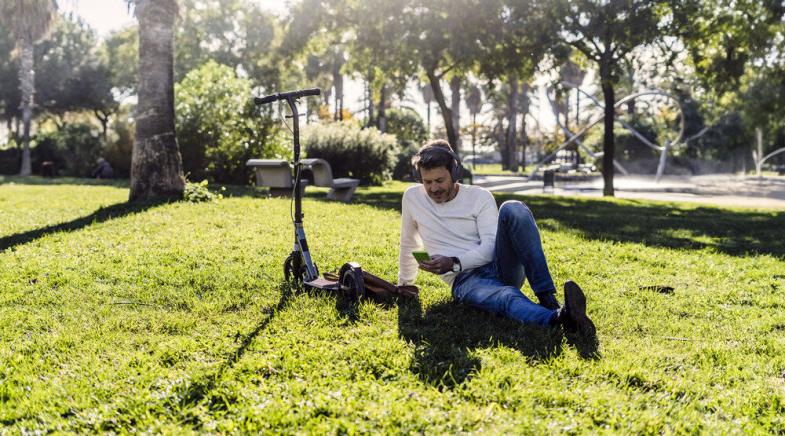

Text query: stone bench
(246, 159), (307, 197)
(300, 158), (360, 203)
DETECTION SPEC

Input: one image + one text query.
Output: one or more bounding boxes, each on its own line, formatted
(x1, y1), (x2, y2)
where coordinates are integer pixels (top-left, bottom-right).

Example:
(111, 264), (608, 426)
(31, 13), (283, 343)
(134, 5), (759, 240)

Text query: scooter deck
(304, 276), (341, 290)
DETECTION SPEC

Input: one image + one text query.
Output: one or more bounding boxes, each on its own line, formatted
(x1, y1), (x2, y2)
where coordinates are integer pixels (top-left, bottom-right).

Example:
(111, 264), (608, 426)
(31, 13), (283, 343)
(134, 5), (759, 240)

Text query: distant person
(92, 157), (114, 179)
(398, 139), (596, 337)
(40, 161), (56, 177)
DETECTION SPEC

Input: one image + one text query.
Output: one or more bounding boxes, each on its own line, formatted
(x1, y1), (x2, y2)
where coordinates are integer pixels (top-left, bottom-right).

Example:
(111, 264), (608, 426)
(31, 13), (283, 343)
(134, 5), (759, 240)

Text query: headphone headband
(412, 146), (463, 183)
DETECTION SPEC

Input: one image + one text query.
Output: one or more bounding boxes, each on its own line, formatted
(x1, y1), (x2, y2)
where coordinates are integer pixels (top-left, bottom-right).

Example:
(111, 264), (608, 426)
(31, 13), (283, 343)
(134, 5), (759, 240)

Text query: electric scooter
(254, 88), (418, 300)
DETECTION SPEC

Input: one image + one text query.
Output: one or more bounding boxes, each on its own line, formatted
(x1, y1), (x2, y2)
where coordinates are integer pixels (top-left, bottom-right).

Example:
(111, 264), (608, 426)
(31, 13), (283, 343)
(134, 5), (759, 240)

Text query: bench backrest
(300, 158), (334, 187)
(246, 159), (292, 188)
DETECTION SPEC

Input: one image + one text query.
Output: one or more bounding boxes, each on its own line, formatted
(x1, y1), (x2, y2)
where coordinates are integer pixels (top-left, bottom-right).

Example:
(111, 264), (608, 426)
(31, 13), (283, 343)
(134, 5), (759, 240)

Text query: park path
(473, 174), (785, 210)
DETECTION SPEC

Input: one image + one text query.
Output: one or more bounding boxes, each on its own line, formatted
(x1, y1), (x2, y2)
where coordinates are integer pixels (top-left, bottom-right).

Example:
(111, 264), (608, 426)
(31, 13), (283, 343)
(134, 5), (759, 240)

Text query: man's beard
(430, 183), (454, 202)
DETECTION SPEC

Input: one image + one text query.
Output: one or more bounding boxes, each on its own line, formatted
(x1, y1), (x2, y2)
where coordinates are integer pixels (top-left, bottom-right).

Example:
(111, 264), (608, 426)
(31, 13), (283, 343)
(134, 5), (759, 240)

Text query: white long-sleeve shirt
(398, 183), (498, 287)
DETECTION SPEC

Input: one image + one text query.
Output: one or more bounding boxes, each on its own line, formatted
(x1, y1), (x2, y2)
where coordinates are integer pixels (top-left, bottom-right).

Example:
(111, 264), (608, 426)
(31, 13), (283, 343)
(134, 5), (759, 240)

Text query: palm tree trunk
(130, 0), (184, 201)
(18, 39), (34, 176)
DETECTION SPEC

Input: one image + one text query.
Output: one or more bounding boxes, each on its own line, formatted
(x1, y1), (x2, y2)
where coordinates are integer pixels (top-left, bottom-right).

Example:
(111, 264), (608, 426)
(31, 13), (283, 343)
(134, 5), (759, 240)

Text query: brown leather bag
(362, 270), (419, 298)
(323, 270), (419, 298)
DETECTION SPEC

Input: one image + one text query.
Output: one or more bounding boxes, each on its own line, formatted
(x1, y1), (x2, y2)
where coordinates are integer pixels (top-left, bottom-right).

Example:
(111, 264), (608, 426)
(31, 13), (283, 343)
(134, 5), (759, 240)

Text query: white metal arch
(532, 82), (687, 182)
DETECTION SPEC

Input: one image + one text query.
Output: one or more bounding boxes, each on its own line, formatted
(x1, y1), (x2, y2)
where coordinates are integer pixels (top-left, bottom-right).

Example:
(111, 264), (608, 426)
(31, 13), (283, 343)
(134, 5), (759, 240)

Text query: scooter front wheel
(283, 253), (305, 285)
(339, 262), (366, 301)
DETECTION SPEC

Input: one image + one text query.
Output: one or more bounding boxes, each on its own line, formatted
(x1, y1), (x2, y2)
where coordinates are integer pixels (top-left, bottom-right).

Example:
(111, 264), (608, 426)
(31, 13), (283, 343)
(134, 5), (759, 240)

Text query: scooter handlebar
(254, 88), (321, 106)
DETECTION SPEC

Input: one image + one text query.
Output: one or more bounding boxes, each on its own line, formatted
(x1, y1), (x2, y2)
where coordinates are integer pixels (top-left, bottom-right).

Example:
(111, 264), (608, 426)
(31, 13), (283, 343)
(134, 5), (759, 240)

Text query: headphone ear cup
(452, 160), (463, 182)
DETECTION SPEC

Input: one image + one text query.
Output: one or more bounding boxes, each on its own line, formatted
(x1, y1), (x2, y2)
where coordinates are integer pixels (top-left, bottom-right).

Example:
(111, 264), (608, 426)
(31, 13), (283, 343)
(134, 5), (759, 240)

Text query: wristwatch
(450, 257), (462, 273)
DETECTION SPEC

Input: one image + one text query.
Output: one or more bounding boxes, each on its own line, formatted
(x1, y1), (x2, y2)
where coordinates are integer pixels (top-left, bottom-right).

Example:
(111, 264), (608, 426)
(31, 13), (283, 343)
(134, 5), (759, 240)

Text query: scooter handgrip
(296, 88), (321, 98)
(254, 94), (280, 105)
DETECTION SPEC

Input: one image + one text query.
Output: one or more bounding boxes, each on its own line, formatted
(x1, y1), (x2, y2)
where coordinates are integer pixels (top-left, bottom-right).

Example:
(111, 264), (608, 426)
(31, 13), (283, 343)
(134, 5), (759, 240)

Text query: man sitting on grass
(398, 139), (595, 337)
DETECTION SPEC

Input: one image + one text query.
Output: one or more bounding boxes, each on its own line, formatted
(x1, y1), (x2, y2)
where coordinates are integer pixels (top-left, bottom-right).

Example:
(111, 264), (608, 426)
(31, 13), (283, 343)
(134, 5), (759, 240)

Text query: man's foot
(537, 291), (561, 310)
(557, 280), (596, 338)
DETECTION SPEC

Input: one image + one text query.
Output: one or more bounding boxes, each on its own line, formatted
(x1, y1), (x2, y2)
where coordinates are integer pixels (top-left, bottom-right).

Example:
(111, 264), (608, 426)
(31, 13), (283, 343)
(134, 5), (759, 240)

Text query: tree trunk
(506, 76), (519, 172)
(378, 84), (386, 133)
(333, 61), (343, 121)
(425, 67), (458, 152)
(497, 116), (507, 169)
(366, 68), (375, 127)
(471, 113), (477, 170)
(601, 69), (616, 197)
(18, 38), (34, 176)
(426, 102), (431, 135)
(130, 0), (185, 202)
(449, 76), (462, 151)
(94, 110), (109, 143)
(520, 110), (527, 170)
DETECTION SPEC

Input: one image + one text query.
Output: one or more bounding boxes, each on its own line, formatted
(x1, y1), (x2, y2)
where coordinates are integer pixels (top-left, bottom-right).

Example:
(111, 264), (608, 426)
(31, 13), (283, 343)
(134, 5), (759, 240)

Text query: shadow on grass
(168, 282), (296, 421)
(349, 189), (785, 259)
(168, 280), (363, 421)
(397, 297), (567, 389)
(0, 175), (129, 187)
(0, 200), (167, 252)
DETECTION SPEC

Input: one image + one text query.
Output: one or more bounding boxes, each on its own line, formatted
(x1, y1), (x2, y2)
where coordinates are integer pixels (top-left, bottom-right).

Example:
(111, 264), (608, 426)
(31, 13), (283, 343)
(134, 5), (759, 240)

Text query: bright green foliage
(1, 178), (784, 432)
(302, 122), (400, 185)
(740, 68), (785, 154)
(100, 25), (138, 97)
(183, 179), (223, 203)
(175, 0), (284, 88)
(34, 13), (114, 120)
(671, 0), (785, 97)
(175, 61), (286, 184)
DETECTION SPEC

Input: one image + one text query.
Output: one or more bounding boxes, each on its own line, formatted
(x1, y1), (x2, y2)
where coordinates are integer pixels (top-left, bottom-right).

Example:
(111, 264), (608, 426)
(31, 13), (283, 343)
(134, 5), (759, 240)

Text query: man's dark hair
(411, 139), (456, 174)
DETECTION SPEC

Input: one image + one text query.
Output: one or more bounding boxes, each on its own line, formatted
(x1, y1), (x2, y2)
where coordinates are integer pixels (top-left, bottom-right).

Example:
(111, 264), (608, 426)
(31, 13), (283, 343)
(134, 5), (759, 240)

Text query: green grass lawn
(2, 176), (785, 433)
(470, 163), (528, 175)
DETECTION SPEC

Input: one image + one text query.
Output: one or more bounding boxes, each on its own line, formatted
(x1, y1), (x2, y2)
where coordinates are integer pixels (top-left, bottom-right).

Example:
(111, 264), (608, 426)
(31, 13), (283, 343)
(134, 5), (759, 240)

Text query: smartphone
(411, 250), (431, 263)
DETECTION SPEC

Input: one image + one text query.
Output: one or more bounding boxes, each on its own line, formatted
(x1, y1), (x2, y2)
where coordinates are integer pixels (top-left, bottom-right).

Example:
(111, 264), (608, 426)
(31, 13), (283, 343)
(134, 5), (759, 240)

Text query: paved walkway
(473, 174), (785, 210)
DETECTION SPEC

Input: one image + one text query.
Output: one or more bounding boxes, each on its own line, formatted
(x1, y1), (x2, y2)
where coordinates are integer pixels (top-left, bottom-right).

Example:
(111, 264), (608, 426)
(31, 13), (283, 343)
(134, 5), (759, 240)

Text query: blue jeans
(452, 200), (557, 326)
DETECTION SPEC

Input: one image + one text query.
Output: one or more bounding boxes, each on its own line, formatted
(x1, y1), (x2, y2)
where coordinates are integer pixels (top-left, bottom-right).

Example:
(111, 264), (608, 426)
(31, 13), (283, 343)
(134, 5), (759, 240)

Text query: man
(398, 140), (595, 336)
(92, 157), (114, 179)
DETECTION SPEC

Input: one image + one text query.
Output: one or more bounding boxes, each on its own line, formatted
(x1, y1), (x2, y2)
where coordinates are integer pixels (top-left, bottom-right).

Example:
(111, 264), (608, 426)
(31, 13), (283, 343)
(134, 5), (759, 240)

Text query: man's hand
(418, 255), (453, 275)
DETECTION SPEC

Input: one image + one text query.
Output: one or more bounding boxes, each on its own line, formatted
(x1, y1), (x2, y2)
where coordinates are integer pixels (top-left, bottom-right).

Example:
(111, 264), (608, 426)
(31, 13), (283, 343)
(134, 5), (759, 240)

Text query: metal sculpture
(533, 82), (687, 182)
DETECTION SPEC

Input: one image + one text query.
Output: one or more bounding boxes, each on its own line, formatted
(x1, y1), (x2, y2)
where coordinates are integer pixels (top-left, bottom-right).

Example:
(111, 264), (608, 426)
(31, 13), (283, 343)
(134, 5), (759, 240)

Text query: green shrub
(183, 179), (223, 202)
(176, 61), (286, 184)
(385, 108), (428, 146)
(32, 123), (102, 177)
(0, 144), (19, 174)
(385, 109), (428, 181)
(302, 122), (399, 185)
(102, 106), (135, 178)
(392, 142), (419, 181)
